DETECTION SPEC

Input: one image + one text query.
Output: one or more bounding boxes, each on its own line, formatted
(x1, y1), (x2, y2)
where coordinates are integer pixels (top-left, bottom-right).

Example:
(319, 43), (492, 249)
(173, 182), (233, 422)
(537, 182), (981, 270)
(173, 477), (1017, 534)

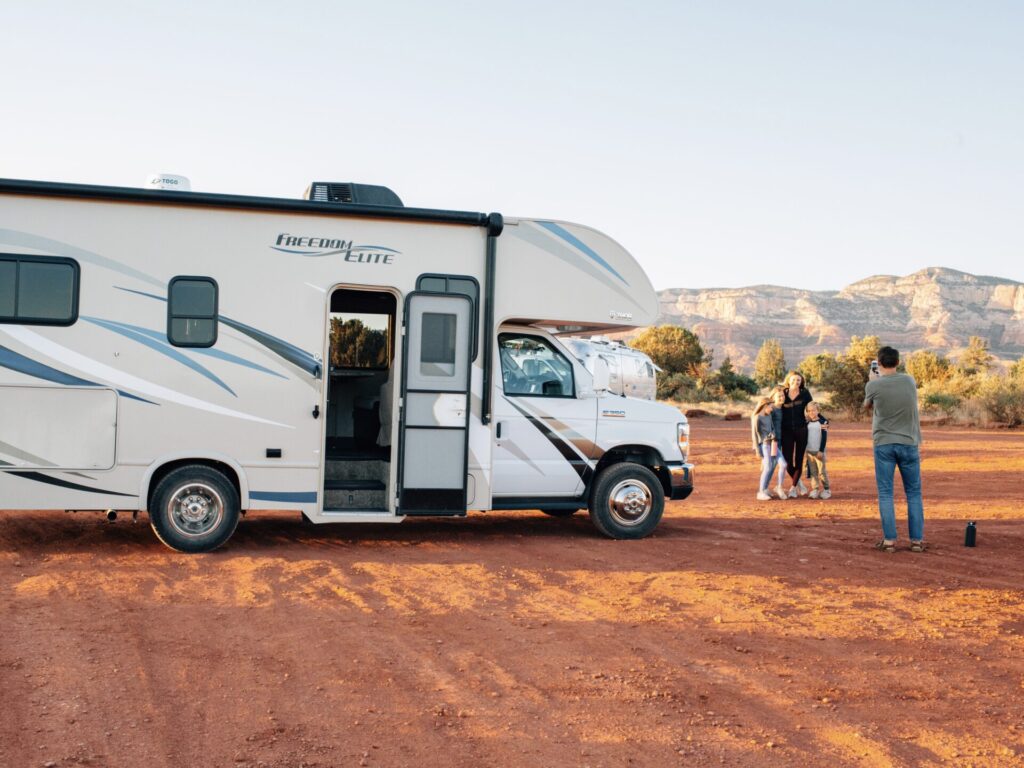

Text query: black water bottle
(964, 521), (977, 547)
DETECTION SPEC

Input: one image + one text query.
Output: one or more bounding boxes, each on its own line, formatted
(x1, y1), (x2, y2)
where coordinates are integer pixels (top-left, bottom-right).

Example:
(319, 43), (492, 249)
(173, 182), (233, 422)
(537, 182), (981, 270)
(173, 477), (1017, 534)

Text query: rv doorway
(323, 288), (397, 511)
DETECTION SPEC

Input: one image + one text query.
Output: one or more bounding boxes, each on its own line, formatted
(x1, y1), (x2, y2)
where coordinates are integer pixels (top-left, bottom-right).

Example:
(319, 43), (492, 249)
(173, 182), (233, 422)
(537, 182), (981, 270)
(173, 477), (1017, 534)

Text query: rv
(564, 337), (659, 401)
(0, 177), (693, 552)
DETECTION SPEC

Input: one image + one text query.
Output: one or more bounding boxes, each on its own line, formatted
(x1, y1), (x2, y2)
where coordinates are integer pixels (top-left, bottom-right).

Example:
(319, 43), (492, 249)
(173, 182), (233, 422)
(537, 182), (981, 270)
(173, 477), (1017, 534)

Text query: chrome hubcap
(168, 483), (224, 537)
(608, 478), (653, 526)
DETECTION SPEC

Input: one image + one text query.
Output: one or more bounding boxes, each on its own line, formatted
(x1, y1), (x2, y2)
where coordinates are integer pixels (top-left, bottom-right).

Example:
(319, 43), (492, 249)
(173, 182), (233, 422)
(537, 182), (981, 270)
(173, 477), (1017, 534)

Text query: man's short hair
(878, 346), (900, 368)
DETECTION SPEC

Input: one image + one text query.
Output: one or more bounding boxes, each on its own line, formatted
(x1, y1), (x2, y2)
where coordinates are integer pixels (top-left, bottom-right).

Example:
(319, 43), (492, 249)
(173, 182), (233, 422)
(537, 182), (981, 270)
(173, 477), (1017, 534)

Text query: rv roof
(0, 177), (498, 230)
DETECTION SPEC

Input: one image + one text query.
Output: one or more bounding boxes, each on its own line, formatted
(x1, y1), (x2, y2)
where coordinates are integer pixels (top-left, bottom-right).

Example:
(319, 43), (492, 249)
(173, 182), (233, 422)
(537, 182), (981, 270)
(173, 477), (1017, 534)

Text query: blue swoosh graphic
(536, 221), (629, 286)
(83, 317), (236, 396)
(250, 490), (317, 503)
(88, 318), (286, 379)
(0, 343), (156, 404)
(115, 286), (322, 378)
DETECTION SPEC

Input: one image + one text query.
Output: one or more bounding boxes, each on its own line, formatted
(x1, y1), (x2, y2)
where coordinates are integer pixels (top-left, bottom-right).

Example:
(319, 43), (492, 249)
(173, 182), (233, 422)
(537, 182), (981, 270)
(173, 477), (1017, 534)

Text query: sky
(2, 1), (1022, 291)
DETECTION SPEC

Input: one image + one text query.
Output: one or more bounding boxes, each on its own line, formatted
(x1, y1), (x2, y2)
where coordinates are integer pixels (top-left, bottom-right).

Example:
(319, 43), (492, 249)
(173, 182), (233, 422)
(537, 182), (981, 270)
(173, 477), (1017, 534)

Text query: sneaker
(788, 487), (798, 499)
(775, 487), (788, 500)
(820, 490), (831, 500)
(756, 490), (773, 501)
(797, 480), (808, 496)
(808, 489), (820, 499)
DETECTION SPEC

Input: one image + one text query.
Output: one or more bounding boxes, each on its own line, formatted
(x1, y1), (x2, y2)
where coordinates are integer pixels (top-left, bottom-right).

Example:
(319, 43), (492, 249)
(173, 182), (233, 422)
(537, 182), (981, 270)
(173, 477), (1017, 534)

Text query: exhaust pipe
(106, 510), (117, 522)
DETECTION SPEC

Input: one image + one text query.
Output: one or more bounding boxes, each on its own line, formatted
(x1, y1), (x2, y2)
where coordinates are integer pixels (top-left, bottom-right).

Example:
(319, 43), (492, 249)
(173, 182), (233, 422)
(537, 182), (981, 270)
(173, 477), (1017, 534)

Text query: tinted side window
(498, 333), (575, 398)
(0, 255), (79, 325)
(168, 276), (218, 347)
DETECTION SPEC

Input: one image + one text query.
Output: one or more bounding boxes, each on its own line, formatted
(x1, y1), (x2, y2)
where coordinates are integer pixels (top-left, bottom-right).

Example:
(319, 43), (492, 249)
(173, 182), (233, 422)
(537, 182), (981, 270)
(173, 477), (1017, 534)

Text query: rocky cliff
(656, 268), (1024, 370)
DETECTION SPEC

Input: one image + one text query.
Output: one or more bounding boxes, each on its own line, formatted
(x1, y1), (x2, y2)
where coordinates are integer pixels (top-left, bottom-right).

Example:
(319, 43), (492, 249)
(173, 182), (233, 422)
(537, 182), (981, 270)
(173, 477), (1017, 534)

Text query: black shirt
(782, 387), (813, 431)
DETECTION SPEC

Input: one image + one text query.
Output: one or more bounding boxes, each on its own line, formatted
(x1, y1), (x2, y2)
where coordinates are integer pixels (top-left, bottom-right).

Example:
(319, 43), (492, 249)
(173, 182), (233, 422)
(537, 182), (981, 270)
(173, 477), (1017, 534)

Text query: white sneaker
(756, 490), (773, 501)
(775, 487), (788, 500)
(820, 490), (831, 500)
(788, 487), (798, 499)
(808, 489), (820, 499)
(797, 480), (808, 496)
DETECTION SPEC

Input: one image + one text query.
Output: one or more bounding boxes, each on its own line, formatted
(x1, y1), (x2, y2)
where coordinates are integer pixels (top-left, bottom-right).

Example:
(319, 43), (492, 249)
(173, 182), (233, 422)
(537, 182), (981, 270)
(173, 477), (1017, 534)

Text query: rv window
(0, 254), (79, 326)
(416, 274), (479, 359)
(168, 276), (218, 347)
(498, 333), (575, 398)
(418, 277), (447, 292)
(420, 312), (457, 376)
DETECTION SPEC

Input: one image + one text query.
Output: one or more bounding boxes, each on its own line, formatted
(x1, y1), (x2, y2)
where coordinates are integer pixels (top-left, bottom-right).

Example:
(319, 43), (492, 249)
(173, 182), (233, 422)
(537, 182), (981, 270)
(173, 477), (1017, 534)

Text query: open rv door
(397, 292), (474, 515)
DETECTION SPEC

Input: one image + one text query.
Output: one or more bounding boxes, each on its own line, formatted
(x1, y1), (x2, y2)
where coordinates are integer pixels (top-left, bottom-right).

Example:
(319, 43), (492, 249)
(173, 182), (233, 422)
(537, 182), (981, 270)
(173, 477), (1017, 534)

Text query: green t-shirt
(864, 373), (921, 447)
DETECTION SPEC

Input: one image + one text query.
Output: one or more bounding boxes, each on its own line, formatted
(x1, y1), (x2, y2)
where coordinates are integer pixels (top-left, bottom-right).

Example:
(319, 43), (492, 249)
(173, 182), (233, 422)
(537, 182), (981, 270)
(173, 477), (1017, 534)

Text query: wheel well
(146, 459), (242, 512)
(595, 445), (672, 497)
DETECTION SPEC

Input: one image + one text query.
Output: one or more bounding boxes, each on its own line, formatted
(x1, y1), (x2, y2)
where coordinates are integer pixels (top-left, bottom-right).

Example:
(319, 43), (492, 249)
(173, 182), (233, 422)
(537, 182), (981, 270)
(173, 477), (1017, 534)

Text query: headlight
(677, 422), (690, 461)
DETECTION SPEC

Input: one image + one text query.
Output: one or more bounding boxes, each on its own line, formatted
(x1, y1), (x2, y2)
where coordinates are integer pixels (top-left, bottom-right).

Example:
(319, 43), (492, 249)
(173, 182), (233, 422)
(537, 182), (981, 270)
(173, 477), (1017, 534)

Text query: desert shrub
(707, 357), (759, 399)
(656, 372), (689, 401)
(1009, 356), (1024, 382)
(905, 350), (951, 387)
(920, 390), (961, 417)
(975, 376), (1024, 426)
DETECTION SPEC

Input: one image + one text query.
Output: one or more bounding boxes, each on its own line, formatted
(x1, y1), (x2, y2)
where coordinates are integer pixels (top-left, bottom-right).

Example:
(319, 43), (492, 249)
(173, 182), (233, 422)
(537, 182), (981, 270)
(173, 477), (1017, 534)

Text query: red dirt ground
(2, 420), (1023, 767)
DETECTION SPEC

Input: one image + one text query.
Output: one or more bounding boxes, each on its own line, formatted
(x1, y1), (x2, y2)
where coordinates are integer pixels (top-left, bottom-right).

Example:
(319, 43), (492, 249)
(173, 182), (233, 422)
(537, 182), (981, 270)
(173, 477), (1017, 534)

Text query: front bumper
(666, 462), (694, 500)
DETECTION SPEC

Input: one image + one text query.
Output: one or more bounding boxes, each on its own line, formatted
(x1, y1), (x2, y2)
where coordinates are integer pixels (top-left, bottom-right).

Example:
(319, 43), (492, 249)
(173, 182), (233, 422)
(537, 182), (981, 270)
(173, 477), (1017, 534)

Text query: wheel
(540, 508), (578, 517)
(588, 463), (664, 539)
(149, 465), (240, 553)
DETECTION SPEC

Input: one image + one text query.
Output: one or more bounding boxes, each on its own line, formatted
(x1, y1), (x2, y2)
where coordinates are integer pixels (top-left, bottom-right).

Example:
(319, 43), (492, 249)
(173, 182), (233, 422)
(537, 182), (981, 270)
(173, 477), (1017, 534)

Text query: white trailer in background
(564, 337), (659, 401)
(0, 177), (693, 552)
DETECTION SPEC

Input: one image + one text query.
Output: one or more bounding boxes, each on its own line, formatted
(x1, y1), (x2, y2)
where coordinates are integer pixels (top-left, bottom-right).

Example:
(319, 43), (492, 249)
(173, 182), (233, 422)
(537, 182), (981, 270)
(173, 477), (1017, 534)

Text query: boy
(804, 402), (830, 499)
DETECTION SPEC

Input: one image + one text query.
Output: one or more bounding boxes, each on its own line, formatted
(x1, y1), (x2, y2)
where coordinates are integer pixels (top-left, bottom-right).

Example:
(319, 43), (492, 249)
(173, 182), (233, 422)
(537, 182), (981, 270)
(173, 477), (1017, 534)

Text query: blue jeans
(758, 444), (778, 492)
(873, 443), (924, 541)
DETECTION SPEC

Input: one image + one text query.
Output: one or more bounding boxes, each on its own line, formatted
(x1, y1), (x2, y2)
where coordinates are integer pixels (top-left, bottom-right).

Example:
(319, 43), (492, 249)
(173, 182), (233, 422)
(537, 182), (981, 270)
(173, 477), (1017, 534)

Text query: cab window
(498, 333), (574, 398)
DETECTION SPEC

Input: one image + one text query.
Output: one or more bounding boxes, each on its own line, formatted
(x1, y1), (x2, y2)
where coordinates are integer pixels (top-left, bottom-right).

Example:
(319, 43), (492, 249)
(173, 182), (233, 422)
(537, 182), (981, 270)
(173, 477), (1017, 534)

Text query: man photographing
(864, 346), (924, 553)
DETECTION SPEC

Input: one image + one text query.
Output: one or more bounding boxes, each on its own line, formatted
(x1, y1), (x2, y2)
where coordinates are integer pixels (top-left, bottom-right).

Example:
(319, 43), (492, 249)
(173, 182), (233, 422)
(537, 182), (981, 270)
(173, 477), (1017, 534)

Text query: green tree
(330, 318), (388, 368)
(708, 356), (759, 400)
(826, 335), (881, 414)
(753, 339), (786, 388)
(798, 352), (841, 388)
(957, 336), (994, 376)
(904, 350), (951, 387)
(630, 325), (711, 378)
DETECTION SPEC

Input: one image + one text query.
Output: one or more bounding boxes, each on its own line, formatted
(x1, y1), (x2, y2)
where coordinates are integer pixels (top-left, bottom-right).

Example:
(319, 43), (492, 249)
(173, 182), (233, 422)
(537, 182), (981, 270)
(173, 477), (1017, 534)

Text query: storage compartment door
(0, 386), (117, 469)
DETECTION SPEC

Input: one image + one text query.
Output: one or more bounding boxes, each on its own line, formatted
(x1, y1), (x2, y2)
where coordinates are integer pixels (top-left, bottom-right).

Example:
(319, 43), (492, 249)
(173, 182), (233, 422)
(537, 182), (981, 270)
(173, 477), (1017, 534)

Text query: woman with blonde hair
(780, 370), (813, 497)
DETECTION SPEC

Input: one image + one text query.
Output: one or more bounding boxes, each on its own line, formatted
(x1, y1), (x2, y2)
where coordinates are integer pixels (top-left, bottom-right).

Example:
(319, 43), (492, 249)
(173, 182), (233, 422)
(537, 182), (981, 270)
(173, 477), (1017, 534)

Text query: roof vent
(144, 173), (191, 191)
(303, 182), (403, 207)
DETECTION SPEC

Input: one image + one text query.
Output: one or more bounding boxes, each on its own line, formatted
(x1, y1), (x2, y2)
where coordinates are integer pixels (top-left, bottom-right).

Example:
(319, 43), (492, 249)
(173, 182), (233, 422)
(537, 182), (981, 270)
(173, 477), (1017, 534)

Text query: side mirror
(592, 356), (611, 393)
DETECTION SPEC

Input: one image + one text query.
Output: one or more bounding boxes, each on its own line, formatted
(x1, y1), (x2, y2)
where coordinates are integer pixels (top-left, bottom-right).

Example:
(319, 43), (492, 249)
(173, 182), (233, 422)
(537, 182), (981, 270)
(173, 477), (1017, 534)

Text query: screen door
(398, 292), (473, 515)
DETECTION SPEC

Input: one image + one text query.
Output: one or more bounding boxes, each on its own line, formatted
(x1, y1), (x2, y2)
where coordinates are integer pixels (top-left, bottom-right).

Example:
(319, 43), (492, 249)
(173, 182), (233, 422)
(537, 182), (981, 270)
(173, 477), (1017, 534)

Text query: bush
(976, 376), (1024, 426)
(921, 390), (961, 417)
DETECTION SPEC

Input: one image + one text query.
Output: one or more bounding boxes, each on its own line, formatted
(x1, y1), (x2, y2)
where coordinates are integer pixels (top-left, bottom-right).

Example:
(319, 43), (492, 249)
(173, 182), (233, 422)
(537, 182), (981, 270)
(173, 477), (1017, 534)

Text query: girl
(771, 386), (789, 499)
(781, 370), (813, 497)
(751, 396), (779, 500)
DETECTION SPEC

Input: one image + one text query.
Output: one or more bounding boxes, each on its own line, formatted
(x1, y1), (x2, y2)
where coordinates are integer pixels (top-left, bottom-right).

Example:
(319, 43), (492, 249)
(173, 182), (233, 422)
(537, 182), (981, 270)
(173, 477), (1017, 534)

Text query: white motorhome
(564, 337), (659, 401)
(0, 177), (693, 552)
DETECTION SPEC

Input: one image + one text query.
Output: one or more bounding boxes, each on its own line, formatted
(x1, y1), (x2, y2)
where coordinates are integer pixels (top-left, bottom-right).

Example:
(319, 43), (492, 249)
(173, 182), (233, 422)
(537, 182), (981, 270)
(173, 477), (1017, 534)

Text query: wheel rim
(167, 482), (224, 537)
(607, 478), (653, 526)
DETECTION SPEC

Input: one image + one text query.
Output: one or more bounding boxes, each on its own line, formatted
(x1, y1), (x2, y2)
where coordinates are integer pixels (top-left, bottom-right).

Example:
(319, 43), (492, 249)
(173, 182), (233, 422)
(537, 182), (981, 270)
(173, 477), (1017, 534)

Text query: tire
(588, 463), (664, 539)
(149, 465), (241, 553)
(540, 508), (578, 517)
